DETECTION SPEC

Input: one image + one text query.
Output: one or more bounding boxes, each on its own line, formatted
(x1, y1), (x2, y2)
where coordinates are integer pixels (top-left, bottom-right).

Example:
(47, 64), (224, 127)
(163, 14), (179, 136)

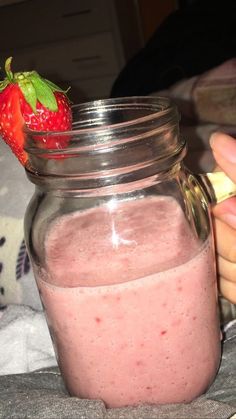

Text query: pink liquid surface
(36, 196), (221, 407)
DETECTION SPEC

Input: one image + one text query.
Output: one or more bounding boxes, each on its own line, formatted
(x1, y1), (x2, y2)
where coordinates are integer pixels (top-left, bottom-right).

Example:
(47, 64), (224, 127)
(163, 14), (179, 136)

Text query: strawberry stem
(5, 57), (14, 82)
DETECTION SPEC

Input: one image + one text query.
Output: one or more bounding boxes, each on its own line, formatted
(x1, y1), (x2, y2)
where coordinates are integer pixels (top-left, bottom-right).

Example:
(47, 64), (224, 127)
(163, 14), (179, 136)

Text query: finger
(210, 132), (236, 183)
(210, 132), (236, 161)
(212, 197), (236, 229)
(219, 276), (236, 304)
(217, 255), (236, 284)
(213, 217), (236, 263)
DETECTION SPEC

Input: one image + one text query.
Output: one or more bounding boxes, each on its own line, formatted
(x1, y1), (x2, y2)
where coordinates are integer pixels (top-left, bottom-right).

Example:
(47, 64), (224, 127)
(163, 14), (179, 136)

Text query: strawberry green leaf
(44, 78), (66, 93)
(44, 78), (71, 101)
(18, 79), (37, 113)
(29, 72), (58, 112)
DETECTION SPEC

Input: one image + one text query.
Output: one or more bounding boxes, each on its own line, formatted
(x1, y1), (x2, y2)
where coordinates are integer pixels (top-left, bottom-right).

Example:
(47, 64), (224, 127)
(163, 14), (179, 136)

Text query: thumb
(210, 132), (236, 184)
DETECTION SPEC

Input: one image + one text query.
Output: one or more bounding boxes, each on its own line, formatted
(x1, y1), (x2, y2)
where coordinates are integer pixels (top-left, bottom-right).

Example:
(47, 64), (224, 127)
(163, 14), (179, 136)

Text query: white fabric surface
(0, 305), (56, 375)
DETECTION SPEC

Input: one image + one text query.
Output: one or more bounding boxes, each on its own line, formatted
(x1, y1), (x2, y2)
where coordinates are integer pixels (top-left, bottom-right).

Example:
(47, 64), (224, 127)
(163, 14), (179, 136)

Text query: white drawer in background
(11, 32), (120, 82)
(0, 0), (113, 51)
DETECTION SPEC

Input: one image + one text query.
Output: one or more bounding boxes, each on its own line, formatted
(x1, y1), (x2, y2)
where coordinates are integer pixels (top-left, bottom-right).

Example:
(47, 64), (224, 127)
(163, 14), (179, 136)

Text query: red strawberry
(0, 57), (72, 165)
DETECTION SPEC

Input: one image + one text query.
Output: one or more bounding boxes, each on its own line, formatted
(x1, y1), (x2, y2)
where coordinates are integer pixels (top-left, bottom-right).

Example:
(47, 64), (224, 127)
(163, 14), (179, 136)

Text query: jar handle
(197, 172), (236, 204)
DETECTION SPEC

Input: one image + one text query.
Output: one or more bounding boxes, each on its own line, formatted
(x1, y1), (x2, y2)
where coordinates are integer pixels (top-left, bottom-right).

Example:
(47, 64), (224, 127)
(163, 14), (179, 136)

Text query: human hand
(210, 132), (236, 304)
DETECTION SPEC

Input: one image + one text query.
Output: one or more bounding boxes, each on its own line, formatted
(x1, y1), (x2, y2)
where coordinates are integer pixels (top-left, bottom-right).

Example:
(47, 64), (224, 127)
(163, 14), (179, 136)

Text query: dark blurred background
(0, 0), (235, 103)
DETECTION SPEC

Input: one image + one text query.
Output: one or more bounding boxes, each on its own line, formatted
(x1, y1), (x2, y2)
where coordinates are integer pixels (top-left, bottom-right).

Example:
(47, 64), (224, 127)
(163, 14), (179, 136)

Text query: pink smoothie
(35, 196), (221, 408)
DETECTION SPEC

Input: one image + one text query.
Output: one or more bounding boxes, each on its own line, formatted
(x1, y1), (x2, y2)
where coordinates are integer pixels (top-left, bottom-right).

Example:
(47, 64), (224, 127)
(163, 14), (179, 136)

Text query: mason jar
(24, 97), (235, 408)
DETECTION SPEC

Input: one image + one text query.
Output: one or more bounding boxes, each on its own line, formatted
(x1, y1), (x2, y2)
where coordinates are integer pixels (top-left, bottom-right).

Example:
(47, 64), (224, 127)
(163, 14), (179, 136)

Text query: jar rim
(24, 96), (184, 182)
(24, 96), (179, 138)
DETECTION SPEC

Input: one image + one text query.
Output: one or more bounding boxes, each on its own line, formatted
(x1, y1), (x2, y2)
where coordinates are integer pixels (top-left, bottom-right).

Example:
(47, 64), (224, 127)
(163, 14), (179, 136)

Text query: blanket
(0, 306), (236, 418)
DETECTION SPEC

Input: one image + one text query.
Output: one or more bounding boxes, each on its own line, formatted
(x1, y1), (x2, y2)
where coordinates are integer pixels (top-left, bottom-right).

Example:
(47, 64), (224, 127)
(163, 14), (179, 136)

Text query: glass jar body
(25, 168), (220, 408)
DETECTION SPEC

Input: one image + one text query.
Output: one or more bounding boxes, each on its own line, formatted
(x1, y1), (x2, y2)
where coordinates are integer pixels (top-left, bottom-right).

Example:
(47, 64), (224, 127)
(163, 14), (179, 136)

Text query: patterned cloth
(0, 140), (41, 310)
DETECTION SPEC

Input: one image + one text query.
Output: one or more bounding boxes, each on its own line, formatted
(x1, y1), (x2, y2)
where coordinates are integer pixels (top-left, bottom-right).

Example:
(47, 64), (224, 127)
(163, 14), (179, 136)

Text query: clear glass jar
(24, 97), (233, 408)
